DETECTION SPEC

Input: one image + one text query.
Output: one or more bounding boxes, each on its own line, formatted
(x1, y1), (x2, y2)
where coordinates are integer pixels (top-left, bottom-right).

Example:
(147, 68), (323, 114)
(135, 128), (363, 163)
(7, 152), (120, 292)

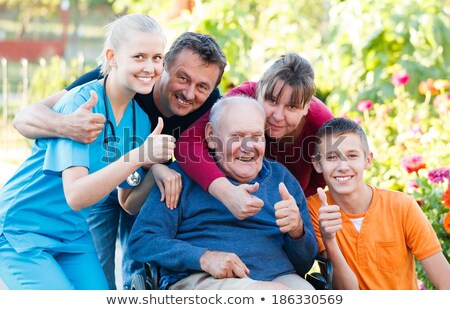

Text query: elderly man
(128, 96), (318, 290)
(12, 32), (227, 289)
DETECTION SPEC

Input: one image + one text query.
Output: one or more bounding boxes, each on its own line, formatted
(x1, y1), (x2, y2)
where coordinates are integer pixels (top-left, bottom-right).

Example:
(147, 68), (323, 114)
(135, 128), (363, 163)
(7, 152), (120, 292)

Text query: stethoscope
(102, 74), (141, 186)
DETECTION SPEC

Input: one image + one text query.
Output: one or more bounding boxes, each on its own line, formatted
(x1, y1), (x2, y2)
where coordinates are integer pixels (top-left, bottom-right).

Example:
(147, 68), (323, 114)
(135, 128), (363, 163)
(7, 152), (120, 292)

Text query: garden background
(0, 0), (449, 289)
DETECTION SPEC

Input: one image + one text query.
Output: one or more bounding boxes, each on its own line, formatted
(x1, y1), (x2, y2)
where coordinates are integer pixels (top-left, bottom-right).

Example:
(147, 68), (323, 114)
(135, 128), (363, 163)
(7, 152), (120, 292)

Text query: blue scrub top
(0, 80), (150, 253)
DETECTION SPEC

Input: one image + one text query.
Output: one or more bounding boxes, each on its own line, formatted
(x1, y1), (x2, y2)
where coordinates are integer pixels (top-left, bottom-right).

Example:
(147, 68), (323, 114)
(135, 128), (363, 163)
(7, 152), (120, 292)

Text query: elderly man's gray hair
(209, 95), (266, 130)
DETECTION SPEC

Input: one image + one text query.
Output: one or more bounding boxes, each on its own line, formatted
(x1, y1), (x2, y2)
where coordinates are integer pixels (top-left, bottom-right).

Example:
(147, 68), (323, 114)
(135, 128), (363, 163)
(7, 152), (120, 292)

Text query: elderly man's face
(208, 102), (266, 183)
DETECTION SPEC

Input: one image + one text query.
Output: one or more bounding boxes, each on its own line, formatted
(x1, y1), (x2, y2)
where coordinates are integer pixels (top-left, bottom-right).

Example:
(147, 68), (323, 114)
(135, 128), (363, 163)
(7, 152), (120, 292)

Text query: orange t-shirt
(307, 186), (442, 290)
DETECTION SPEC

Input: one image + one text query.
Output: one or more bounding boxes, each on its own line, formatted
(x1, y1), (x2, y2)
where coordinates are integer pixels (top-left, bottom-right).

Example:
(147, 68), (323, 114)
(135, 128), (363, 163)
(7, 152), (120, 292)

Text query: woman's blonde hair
(98, 14), (165, 76)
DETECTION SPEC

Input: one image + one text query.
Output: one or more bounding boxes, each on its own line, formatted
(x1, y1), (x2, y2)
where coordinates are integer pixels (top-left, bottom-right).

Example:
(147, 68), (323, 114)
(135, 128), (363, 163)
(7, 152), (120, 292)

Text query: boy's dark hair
(164, 32), (227, 87)
(315, 117), (370, 156)
(256, 53), (316, 109)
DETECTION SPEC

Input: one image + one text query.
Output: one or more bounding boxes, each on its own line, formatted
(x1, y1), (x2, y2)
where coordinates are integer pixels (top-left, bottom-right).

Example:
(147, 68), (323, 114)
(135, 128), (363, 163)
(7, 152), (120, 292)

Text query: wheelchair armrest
(130, 262), (160, 290)
(305, 255), (333, 290)
(145, 261), (160, 290)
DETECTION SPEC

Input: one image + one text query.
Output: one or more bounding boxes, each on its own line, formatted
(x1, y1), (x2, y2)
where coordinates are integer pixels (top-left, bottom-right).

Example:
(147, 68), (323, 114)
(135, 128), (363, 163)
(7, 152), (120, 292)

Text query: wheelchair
(131, 255), (332, 290)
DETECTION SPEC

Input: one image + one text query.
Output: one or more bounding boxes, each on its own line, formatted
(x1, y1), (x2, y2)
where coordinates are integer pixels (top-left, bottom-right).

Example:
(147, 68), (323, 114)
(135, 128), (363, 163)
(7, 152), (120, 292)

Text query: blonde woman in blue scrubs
(0, 14), (174, 289)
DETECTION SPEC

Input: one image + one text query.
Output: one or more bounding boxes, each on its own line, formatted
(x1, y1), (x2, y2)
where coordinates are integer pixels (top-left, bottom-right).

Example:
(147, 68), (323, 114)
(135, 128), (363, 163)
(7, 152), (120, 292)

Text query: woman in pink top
(175, 53), (334, 219)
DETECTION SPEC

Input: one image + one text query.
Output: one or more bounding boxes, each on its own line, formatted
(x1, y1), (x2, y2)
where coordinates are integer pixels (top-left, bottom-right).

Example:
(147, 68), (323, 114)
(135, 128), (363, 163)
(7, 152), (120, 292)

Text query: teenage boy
(307, 117), (450, 290)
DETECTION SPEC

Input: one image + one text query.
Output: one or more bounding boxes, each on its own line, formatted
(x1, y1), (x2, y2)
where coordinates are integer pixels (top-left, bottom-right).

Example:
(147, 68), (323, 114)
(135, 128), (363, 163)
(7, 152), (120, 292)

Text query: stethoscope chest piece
(126, 170), (141, 186)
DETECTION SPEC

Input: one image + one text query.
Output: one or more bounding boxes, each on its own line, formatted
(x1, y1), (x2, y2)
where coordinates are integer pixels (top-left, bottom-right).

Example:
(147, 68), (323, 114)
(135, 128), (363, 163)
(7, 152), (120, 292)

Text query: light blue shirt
(0, 80), (150, 253)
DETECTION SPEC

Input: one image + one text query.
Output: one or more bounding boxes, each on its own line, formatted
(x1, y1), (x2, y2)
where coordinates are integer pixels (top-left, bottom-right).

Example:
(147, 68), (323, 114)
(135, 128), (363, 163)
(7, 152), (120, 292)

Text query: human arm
(13, 69), (106, 143)
(62, 118), (175, 210)
(402, 196), (450, 290)
(175, 111), (264, 219)
(316, 188), (359, 289)
(118, 169), (156, 215)
(420, 252), (450, 290)
(119, 163), (182, 215)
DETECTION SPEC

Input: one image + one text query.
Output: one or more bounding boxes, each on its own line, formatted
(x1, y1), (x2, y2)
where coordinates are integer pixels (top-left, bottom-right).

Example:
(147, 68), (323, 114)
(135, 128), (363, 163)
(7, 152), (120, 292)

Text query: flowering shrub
(405, 169), (450, 289)
(343, 66), (450, 289)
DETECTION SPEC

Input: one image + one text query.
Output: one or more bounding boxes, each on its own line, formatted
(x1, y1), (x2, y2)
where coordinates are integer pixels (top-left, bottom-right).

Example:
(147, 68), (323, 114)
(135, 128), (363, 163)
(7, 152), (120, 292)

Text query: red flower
(401, 155), (426, 174)
(391, 71), (410, 87)
(443, 187), (450, 209)
(357, 100), (373, 112)
(443, 212), (450, 234)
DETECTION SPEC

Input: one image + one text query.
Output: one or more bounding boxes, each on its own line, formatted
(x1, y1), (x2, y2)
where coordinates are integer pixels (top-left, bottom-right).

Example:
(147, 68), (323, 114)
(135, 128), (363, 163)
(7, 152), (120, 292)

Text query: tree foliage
(0, 0), (110, 38)
(105, 0), (449, 108)
(318, 0), (450, 113)
(0, 0), (61, 38)
(108, 0), (327, 93)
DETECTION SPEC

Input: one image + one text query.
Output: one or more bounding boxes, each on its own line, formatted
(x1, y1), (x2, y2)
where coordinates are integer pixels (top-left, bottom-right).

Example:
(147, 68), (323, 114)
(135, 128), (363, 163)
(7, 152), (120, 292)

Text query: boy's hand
(275, 182), (304, 239)
(317, 187), (342, 241)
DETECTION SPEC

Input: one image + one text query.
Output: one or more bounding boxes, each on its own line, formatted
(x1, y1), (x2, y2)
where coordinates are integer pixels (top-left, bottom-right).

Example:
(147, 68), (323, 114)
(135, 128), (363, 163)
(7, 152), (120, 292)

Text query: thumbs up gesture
(317, 187), (342, 241)
(68, 90), (106, 144)
(274, 182), (304, 239)
(140, 117), (176, 165)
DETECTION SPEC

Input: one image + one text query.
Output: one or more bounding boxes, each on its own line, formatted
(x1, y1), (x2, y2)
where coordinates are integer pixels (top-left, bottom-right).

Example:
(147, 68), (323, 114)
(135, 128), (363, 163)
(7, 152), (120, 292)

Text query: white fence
(0, 55), (86, 166)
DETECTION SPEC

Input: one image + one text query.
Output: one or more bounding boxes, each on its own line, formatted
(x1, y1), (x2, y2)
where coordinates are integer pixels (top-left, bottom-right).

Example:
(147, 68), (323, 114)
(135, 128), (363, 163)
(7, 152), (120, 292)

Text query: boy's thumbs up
(317, 187), (329, 206)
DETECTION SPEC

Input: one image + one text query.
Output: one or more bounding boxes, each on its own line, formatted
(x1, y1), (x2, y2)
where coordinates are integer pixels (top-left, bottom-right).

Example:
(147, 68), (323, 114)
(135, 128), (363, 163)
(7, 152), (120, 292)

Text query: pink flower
(428, 167), (450, 183)
(410, 125), (423, 134)
(433, 93), (450, 115)
(401, 154), (426, 174)
(391, 71), (410, 87)
(353, 117), (362, 124)
(417, 279), (427, 290)
(357, 100), (373, 112)
(406, 179), (419, 191)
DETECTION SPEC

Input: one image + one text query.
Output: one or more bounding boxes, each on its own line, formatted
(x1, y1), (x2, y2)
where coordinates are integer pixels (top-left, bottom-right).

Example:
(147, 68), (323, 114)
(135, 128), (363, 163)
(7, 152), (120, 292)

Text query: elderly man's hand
(274, 182), (304, 239)
(200, 250), (250, 279)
